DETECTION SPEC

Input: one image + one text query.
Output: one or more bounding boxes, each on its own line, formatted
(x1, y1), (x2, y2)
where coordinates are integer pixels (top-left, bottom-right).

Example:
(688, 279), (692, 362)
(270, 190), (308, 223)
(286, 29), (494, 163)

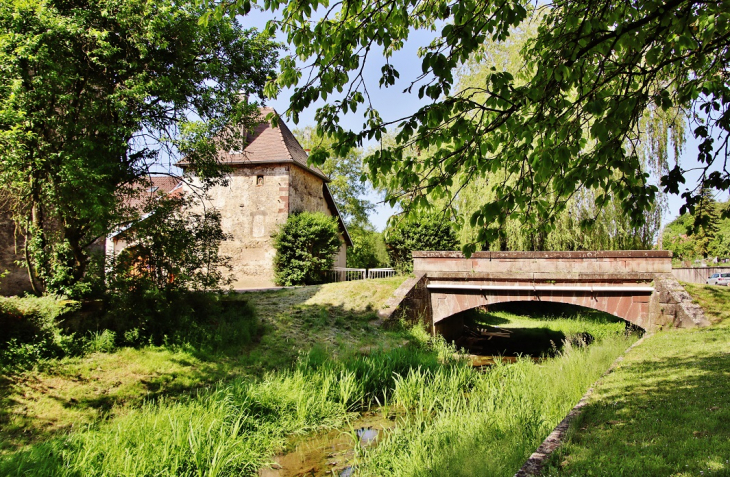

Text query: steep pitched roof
(178, 108), (352, 246)
(181, 107), (329, 182)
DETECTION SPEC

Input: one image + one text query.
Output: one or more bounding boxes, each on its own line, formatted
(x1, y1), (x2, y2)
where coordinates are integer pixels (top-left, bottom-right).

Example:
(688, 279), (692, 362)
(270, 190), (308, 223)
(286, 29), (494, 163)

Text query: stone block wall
(413, 250), (673, 275)
(672, 267), (730, 284)
(649, 274), (710, 328)
(187, 164), (290, 288)
(377, 274), (431, 329)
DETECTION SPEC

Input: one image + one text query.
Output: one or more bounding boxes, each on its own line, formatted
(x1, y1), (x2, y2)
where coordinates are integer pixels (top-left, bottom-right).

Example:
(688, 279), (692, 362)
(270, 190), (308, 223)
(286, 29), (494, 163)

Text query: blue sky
(239, 8), (728, 232)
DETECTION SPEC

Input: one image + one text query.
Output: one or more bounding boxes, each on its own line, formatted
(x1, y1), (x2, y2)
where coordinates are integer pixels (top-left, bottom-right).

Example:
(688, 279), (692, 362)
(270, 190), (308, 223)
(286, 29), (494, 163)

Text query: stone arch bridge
(379, 251), (708, 340)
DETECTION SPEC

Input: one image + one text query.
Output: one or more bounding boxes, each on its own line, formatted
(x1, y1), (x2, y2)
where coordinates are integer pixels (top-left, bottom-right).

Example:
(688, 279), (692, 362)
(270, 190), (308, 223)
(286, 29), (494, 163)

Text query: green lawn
(544, 283), (730, 477)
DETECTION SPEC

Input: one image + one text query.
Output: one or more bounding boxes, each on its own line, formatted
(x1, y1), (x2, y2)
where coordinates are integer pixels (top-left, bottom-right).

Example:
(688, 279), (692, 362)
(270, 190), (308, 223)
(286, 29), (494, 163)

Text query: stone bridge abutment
(379, 251), (709, 340)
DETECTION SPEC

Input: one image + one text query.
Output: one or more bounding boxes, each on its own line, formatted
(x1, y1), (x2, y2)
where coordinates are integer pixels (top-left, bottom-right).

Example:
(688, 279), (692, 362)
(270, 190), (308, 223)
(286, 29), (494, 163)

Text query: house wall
(187, 164), (290, 289)
(0, 211), (33, 296)
(181, 163), (347, 288)
(288, 166), (347, 268)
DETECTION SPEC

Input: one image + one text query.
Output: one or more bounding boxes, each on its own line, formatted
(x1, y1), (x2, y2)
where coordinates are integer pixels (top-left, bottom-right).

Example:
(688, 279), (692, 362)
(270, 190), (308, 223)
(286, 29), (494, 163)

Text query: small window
(722, 273), (730, 278)
(256, 175), (264, 186)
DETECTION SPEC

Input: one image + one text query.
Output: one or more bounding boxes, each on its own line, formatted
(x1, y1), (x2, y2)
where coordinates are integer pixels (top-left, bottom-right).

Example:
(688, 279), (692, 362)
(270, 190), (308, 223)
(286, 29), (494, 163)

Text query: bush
(273, 212), (342, 285)
(0, 296), (81, 370)
(384, 214), (459, 272)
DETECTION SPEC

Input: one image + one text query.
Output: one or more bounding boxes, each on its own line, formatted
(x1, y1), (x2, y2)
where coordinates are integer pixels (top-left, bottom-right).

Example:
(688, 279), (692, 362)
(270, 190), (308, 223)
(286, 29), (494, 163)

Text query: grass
(460, 302), (628, 357)
(543, 283), (730, 477)
(355, 305), (636, 476)
(0, 278), (407, 453)
(0, 280), (646, 476)
(0, 304), (635, 476)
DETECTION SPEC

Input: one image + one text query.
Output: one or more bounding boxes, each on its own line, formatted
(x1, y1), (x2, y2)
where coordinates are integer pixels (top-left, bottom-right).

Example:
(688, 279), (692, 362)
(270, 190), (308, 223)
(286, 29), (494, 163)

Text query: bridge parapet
(379, 251), (708, 336)
(413, 251), (673, 275)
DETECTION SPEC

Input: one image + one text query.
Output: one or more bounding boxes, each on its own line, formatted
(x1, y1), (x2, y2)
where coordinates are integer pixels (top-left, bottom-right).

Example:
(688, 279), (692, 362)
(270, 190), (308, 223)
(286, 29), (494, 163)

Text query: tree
(273, 212), (342, 285)
(417, 15), (667, 251)
(346, 222), (389, 268)
(663, 197), (730, 263)
(384, 214), (459, 272)
(293, 126), (374, 225)
(219, 0), (729, 253)
(0, 0), (279, 296)
(108, 196), (231, 294)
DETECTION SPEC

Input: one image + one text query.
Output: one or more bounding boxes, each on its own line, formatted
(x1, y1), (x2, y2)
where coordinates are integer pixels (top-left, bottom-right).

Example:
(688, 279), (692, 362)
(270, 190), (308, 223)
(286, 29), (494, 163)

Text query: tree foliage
(218, 0), (729, 253)
(384, 214), (459, 272)
(405, 15), (666, 251)
(663, 195), (729, 263)
(0, 0), (279, 295)
(108, 196), (231, 294)
(273, 212), (342, 286)
(346, 223), (389, 268)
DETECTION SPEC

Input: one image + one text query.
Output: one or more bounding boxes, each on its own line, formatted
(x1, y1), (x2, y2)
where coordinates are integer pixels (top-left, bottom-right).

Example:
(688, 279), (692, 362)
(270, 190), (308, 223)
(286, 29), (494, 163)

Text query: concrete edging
(513, 334), (650, 477)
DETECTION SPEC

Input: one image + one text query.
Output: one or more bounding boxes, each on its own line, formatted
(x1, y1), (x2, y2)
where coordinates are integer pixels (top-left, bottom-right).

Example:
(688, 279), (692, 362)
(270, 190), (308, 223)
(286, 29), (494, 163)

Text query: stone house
(0, 108), (351, 294)
(176, 107), (351, 288)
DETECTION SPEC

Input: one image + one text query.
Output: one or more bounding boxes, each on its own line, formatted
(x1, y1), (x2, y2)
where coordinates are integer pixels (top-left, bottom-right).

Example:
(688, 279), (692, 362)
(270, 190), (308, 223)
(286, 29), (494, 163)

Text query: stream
(258, 412), (396, 477)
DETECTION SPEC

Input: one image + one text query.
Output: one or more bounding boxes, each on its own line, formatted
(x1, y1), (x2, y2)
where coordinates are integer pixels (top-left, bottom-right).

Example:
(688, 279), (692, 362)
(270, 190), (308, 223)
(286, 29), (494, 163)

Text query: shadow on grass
(544, 345), (730, 476)
(0, 284), (403, 454)
(456, 326), (567, 357)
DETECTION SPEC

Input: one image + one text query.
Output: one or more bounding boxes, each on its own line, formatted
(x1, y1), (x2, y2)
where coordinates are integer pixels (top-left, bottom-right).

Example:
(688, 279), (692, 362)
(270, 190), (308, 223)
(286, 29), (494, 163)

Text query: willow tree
(446, 13), (676, 251)
(0, 0), (279, 295)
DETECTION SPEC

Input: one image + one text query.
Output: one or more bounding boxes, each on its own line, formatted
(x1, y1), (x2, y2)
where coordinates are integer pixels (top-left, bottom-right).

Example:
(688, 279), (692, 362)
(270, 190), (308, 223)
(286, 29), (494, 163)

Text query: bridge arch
(378, 251), (709, 336)
(429, 283), (652, 339)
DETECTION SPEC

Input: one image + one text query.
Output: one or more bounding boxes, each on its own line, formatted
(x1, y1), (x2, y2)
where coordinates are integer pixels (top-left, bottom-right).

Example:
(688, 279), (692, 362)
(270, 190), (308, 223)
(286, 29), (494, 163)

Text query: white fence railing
(367, 268), (397, 279)
(322, 267), (396, 283)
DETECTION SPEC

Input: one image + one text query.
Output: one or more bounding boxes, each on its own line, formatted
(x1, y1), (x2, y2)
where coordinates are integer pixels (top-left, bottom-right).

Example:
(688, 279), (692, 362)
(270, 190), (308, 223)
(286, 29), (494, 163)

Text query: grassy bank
(1, 306), (634, 476)
(356, 307), (635, 476)
(0, 278), (406, 452)
(1, 281), (641, 476)
(543, 283), (730, 477)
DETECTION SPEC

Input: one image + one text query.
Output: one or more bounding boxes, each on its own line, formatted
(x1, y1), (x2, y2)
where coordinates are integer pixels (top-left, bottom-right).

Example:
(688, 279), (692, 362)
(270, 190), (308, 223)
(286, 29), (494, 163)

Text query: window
(256, 175), (264, 186)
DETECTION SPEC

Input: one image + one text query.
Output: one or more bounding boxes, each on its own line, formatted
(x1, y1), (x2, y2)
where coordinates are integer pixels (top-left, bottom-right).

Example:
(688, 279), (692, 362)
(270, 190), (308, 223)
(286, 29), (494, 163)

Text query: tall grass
(1, 327), (634, 476)
(0, 343), (452, 476)
(360, 334), (635, 476)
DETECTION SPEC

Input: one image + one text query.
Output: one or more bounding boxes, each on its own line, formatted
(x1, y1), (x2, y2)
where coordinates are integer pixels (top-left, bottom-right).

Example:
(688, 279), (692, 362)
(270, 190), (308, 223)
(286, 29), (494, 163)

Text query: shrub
(384, 214), (459, 272)
(0, 296), (81, 370)
(104, 194), (244, 346)
(273, 212), (341, 285)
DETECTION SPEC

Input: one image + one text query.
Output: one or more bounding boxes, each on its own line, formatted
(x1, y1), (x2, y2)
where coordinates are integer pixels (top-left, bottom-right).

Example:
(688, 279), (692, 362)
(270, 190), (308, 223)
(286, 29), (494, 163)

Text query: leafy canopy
(0, 0), (279, 295)
(663, 193), (730, 262)
(217, 0), (729, 252)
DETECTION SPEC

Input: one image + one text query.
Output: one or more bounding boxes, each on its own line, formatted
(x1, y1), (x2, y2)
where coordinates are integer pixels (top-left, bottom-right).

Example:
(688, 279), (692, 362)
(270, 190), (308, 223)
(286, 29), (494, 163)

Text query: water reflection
(258, 414), (393, 477)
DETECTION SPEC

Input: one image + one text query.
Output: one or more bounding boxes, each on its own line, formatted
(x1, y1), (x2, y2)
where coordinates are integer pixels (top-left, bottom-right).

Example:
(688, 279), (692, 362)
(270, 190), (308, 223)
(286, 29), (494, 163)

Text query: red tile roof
(180, 107), (329, 182)
(125, 175), (183, 209)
